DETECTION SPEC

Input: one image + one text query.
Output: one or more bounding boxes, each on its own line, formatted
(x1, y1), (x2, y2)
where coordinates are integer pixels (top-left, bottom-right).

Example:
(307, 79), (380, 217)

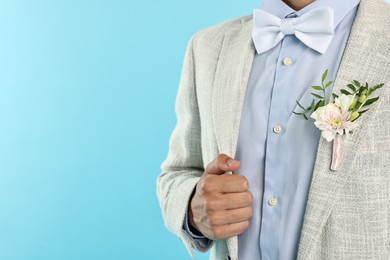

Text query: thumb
(205, 154), (240, 176)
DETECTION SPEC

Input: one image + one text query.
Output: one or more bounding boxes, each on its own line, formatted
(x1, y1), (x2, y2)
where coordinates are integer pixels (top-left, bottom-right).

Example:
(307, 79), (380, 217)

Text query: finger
(204, 191), (252, 210)
(216, 174), (249, 193)
(220, 191), (253, 210)
(209, 207), (253, 226)
(211, 220), (250, 240)
(205, 154), (240, 176)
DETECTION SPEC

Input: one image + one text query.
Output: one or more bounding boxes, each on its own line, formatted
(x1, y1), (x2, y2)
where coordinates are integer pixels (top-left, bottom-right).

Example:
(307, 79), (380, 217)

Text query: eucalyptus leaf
(340, 89), (352, 95)
(354, 109), (369, 120)
(293, 111), (303, 115)
(375, 83), (384, 90)
(296, 100), (306, 110)
(362, 96), (379, 106)
(353, 80), (361, 87)
(353, 101), (362, 112)
(324, 81), (333, 89)
(347, 84), (356, 92)
(311, 93), (324, 99)
(322, 69), (328, 83)
(310, 99), (315, 111)
(332, 93), (339, 99)
(358, 109), (369, 115)
(368, 83), (384, 96)
(314, 100), (325, 110)
(311, 85), (323, 91)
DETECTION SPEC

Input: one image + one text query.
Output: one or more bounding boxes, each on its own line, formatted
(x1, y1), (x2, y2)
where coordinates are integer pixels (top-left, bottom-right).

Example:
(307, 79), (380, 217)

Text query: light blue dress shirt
(236, 0), (360, 259)
(183, 0), (360, 259)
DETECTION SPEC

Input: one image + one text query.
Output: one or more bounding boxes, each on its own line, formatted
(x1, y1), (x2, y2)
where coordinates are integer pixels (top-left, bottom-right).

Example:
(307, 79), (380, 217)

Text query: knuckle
(242, 221), (250, 231)
(205, 161), (213, 172)
(242, 178), (249, 190)
(217, 154), (228, 161)
(200, 179), (214, 193)
(217, 154), (229, 166)
(245, 192), (253, 204)
(212, 227), (224, 239)
(205, 160), (216, 172)
(209, 218), (217, 226)
(208, 213), (220, 226)
(235, 175), (249, 190)
(205, 198), (219, 211)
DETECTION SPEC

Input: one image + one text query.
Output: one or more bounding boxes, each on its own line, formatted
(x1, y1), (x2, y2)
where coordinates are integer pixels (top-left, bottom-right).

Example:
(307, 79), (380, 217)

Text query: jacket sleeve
(156, 35), (214, 257)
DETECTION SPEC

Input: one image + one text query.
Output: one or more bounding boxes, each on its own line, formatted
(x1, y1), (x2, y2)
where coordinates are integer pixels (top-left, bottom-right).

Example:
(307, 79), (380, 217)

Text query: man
(157, 0), (390, 259)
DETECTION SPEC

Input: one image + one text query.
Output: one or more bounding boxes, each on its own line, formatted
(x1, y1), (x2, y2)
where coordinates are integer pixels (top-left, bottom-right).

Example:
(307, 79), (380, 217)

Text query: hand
(188, 154), (253, 240)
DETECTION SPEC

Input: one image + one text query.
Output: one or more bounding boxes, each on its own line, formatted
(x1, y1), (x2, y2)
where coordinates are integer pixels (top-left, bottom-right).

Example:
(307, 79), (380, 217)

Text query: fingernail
(227, 159), (237, 167)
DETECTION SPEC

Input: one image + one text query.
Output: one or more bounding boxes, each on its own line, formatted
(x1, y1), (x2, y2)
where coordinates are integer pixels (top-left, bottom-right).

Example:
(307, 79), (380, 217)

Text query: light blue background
(3, 1), (387, 259)
(0, 0), (258, 259)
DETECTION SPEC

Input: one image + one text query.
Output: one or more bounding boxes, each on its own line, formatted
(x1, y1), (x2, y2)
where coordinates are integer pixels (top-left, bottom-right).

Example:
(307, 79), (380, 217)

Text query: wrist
(188, 188), (202, 235)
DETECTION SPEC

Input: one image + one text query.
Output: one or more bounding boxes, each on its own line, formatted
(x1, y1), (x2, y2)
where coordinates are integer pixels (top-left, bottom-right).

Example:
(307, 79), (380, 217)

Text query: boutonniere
(294, 69), (384, 171)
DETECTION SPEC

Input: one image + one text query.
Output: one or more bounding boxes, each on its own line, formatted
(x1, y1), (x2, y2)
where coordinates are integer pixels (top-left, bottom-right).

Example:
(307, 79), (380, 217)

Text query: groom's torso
(190, 0), (390, 259)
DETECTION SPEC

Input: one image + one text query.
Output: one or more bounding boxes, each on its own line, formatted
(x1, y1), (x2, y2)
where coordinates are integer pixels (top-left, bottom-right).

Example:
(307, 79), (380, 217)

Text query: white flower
(311, 94), (359, 142)
(335, 93), (355, 113)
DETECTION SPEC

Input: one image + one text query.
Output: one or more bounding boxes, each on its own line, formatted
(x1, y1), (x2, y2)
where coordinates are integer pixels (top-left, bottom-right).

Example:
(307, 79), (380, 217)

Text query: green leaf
(293, 111), (303, 116)
(340, 89), (352, 95)
(353, 80), (361, 87)
(311, 93), (324, 99)
(303, 114), (308, 120)
(347, 84), (356, 92)
(314, 100), (325, 110)
(354, 109), (369, 120)
(322, 69), (328, 83)
(296, 100), (306, 110)
(362, 96), (379, 106)
(358, 109), (369, 115)
(306, 103), (313, 110)
(372, 83), (384, 91)
(311, 85), (323, 91)
(353, 101), (362, 112)
(367, 83), (384, 96)
(332, 93), (339, 99)
(324, 81), (333, 89)
(310, 99), (315, 111)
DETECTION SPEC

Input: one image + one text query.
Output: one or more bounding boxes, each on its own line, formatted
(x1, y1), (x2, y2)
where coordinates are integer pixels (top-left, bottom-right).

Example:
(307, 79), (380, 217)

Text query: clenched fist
(188, 154), (253, 240)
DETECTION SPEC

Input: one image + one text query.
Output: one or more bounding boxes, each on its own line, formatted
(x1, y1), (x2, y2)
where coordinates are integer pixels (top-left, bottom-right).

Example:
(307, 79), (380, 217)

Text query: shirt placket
(260, 33), (298, 260)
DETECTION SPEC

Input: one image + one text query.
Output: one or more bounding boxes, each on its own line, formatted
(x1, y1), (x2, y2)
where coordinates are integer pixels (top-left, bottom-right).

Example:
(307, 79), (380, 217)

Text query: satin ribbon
(331, 134), (343, 171)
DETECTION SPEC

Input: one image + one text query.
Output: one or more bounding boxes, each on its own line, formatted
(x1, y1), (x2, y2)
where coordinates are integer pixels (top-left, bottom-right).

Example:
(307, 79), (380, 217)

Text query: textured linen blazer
(157, 0), (390, 259)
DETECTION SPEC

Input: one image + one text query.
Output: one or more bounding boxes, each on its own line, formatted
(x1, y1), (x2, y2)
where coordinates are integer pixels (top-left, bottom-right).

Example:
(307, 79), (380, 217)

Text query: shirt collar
(261, 0), (361, 29)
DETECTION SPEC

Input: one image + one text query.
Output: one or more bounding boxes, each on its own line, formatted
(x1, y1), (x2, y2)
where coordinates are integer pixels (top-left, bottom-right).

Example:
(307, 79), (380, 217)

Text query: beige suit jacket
(157, 0), (390, 259)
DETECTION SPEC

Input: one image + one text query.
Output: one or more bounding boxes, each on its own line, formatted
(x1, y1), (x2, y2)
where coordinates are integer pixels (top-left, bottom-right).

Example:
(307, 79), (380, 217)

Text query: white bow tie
(252, 7), (335, 54)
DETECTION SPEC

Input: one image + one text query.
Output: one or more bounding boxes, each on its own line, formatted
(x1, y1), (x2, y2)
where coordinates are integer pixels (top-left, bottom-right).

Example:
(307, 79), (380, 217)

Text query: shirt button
(283, 57), (292, 66)
(268, 197), (278, 206)
(273, 125), (282, 134)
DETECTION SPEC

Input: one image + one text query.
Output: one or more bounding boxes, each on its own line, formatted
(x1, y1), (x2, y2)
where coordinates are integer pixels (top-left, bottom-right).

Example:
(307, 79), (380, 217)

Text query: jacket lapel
(212, 19), (255, 160)
(212, 17), (255, 259)
(298, 0), (390, 257)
